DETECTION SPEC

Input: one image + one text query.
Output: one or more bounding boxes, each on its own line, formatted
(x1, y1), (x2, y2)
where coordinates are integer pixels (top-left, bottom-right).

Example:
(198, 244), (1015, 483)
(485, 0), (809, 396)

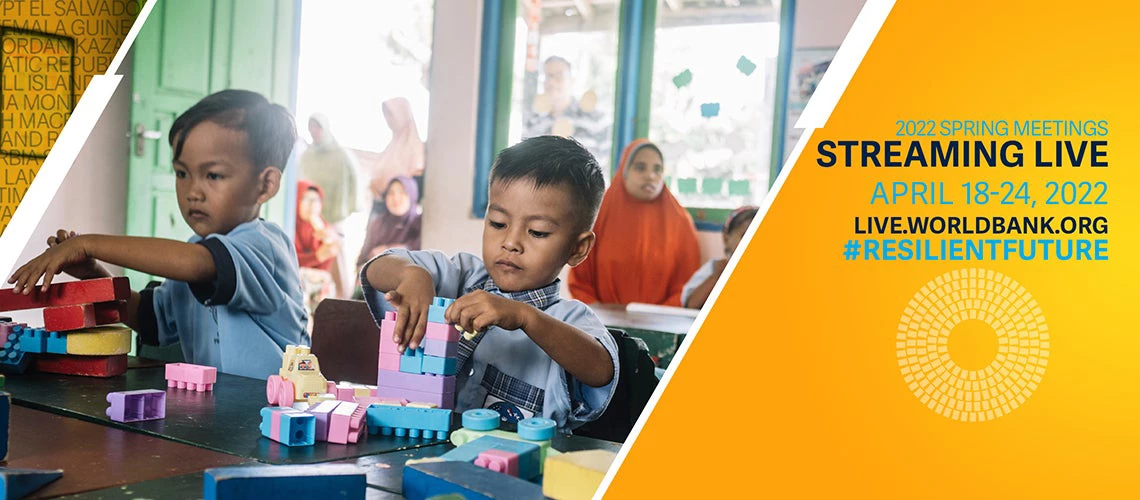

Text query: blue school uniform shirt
(361, 249), (620, 433)
(137, 219), (308, 379)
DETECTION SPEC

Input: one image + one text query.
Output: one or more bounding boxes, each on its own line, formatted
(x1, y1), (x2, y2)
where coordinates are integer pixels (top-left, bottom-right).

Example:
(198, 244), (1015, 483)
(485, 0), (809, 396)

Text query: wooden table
(590, 304), (693, 367)
(6, 406), (246, 498)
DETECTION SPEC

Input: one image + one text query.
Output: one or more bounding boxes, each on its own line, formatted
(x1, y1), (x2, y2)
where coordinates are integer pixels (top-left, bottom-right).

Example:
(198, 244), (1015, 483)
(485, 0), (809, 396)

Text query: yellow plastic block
(65, 325), (131, 355)
(542, 450), (616, 500)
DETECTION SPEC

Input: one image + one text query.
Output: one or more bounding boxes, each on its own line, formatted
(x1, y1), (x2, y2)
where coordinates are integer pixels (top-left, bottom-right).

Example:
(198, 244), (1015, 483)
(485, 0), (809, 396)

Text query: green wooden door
(126, 0), (297, 358)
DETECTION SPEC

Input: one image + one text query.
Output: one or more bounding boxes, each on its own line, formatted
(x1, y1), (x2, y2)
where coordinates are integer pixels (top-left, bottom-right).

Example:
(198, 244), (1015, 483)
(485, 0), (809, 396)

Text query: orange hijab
(569, 139), (701, 306)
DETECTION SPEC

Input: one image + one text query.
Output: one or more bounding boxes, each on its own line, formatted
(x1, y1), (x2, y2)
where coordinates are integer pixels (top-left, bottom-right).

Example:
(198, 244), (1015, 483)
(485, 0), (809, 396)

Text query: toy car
(266, 345), (329, 406)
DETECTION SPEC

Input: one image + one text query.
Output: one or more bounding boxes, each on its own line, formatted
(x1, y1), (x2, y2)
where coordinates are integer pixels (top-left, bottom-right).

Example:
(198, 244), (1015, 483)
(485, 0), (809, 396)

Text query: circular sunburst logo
(896, 268), (1049, 422)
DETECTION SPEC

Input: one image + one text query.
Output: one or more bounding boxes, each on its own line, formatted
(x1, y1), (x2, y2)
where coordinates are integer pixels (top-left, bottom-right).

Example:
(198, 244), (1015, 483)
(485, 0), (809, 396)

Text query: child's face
(174, 121), (273, 237)
(723, 217), (754, 257)
(623, 148), (665, 202)
(483, 179), (594, 292)
(385, 181), (411, 216)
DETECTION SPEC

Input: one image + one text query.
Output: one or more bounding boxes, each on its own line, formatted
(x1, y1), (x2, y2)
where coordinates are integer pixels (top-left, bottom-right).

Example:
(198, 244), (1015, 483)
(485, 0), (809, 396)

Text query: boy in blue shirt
(362, 136), (618, 432)
(9, 90), (307, 379)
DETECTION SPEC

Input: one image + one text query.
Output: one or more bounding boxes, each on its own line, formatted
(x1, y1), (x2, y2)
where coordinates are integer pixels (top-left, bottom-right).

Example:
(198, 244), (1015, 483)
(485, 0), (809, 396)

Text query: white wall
(422, 0), (866, 264)
(7, 56), (132, 326)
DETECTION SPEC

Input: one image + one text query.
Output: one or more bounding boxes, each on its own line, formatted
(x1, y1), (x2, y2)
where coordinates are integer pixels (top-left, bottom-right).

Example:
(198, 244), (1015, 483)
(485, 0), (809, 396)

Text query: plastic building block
(365, 403), (451, 439)
(440, 436), (541, 480)
(93, 300), (127, 324)
(166, 362), (218, 391)
(327, 402), (367, 444)
(307, 400), (340, 442)
(42, 303), (95, 331)
(542, 450), (616, 500)
(517, 417), (556, 441)
(204, 464), (366, 500)
(475, 449), (519, 477)
(461, 409), (500, 431)
(259, 407), (315, 447)
(65, 325), (131, 355)
(15, 326), (66, 355)
(266, 345), (329, 406)
(374, 386), (454, 409)
(421, 354), (458, 376)
(402, 460), (544, 500)
(0, 324), (30, 374)
(0, 391), (8, 461)
(424, 321), (461, 342)
(106, 389), (166, 423)
(379, 311), (399, 355)
(422, 338), (458, 358)
(35, 353), (128, 377)
(0, 277), (131, 313)
(377, 370), (456, 393)
(379, 352), (401, 371)
(399, 347), (424, 374)
(428, 297), (454, 324)
(0, 468), (64, 500)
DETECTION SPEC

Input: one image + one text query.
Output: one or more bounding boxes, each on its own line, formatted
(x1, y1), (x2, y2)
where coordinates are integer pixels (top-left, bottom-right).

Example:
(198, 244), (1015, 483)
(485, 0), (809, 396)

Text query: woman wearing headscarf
(299, 114), (359, 226)
(370, 98), (425, 200)
(358, 175), (422, 267)
(568, 139), (702, 306)
(295, 180), (340, 322)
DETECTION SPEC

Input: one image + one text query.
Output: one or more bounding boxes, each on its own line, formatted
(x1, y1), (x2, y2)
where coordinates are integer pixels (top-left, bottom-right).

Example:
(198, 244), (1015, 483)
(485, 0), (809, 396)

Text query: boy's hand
(47, 230), (110, 280)
(445, 290), (532, 335)
(385, 267), (434, 353)
(9, 235), (95, 294)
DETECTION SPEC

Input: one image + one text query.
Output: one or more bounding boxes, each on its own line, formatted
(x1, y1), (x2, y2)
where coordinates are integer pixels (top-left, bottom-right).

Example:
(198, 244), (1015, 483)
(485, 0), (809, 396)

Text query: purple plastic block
(375, 386), (455, 409)
(421, 338), (458, 358)
(377, 370), (455, 393)
(308, 400), (340, 441)
(106, 389), (166, 422)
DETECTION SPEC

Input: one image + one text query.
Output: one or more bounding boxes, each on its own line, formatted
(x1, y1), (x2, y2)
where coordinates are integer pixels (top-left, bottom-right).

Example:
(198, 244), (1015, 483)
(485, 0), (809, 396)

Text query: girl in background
(682, 205), (758, 309)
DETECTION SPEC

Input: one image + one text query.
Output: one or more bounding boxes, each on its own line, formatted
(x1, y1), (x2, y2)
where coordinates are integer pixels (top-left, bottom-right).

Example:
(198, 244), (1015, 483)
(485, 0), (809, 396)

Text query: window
(649, 2), (781, 214)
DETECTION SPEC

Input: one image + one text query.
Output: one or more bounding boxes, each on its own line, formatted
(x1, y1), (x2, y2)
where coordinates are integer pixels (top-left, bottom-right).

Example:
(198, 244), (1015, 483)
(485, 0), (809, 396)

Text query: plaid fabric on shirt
(455, 277), (562, 415)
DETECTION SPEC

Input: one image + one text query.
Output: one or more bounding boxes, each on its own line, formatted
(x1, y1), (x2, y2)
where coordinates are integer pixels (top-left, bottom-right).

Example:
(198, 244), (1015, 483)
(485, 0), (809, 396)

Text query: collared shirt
(138, 219), (309, 379)
(361, 249), (619, 433)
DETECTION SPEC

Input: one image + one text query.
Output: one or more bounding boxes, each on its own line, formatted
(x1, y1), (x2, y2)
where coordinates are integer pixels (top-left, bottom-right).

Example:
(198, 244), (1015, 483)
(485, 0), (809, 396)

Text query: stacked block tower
(0, 277), (133, 376)
(376, 298), (461, 409)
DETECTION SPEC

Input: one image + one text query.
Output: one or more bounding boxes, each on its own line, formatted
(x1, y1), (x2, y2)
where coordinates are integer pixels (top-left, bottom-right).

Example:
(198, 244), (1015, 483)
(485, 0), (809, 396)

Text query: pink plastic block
(377, 370), (456, 393)
(308, 400), (340, 442)
(375, 386), (454, 409)
(352, 396), (390, 406)
(334, 384), (355, 401)
(165, 362), (218, 392)
(422, 338), (458, 358)
(379, 353), (401, 371)
(327, 402), (367, 444)
(424, 322), (461, 342)
(475, 449), (519, 477)
(379, 312), (400, 356)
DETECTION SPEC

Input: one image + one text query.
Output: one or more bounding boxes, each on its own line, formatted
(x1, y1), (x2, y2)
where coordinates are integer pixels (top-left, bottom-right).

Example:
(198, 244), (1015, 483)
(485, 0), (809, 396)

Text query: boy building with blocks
(8, 90), (308, 379)
(362, 136), (618, 432)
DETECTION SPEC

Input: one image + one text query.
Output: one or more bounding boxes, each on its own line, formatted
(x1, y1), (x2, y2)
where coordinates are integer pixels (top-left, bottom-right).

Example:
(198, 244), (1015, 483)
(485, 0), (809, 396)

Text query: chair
(309, 299), (380, 385)
(572, 329), (660, 443)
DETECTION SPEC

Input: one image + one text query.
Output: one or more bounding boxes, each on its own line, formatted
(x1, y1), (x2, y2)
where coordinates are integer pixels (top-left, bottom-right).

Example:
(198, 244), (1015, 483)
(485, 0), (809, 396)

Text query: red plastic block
(0, 277), (130, 313)
(42, 304), (95, 331)
(93, 301), (127, 324)
(34, 354), (128, 378)
(475, 449), (519, 477)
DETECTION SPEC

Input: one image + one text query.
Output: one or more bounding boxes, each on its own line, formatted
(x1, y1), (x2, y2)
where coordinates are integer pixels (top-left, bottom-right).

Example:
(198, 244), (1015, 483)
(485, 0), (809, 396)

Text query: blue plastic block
(0, 331), (29, 374)
(0, 391), (8, 461)
(517, 418), (556, 441)
(15, 326), (44, 354)
(365, 404), (452, 439)
(428, 297), (454, 324)
(422, 354), (457, 376)
(403, 460), (543, 500)
(440, 436), (542, 480)
(204, 464), (366, 500)
(461, 409), (500, 431)
(46, 331), (67, 354)
(400, 347), (424, 374)
(258, 407), (315, 447)
(0, 467), (63, 499)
